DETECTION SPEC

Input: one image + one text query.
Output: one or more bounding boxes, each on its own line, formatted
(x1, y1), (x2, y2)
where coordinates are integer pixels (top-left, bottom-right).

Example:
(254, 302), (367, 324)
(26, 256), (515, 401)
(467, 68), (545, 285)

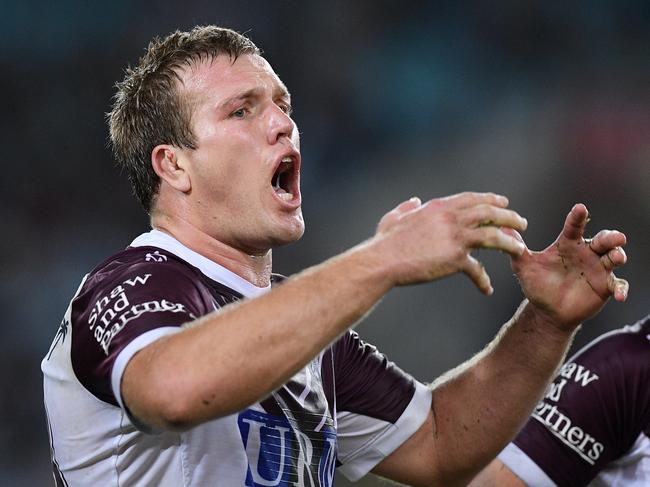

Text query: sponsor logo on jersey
(535, 361), (604, 464)
(238, 409), (336, 487)
(87, 273), (195, 354)
(46, 318), (69, 360)
(544, 362), (599, 402)
(532, 402), (604, 465)
(145, 251), (168, 262)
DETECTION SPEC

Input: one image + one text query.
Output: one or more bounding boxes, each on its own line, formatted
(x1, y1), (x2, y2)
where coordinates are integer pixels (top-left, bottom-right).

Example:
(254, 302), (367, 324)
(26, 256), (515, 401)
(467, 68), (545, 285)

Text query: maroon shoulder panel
(70, 246), (226, 405)
(514, 314), (650, 487)
(333, 330), (416, 423)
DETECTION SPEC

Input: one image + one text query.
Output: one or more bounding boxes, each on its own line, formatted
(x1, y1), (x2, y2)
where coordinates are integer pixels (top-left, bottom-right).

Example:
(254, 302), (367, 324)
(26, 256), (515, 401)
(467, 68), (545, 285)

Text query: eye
(230, 107), (249, 119)
(279, 103), (293, 116)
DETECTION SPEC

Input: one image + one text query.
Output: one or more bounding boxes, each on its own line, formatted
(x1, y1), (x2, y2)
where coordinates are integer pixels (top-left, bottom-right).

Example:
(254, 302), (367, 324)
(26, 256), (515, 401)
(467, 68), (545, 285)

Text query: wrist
(347, 236), (400, 291)
(518, 299), (581, 338)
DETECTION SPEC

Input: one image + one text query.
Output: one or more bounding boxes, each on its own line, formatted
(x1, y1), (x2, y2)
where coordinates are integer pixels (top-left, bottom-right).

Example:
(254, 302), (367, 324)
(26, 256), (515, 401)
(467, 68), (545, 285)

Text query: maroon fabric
(68, 245), (417, 430)
(333, 331), (416, 423)
(70, 246), (230, 405)
(513, 314), (650, 487)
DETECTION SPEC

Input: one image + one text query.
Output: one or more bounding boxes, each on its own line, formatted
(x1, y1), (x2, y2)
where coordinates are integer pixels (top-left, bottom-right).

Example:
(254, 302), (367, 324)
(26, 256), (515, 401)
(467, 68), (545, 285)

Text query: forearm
(467, 459), (526, 487)
(428, 300), (576, 485)
(122, 239), (393, 430)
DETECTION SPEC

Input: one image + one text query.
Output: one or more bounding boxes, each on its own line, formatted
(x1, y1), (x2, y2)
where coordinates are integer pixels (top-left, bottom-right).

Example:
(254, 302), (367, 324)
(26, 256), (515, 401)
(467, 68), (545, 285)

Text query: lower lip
(272, 187), (301, 208)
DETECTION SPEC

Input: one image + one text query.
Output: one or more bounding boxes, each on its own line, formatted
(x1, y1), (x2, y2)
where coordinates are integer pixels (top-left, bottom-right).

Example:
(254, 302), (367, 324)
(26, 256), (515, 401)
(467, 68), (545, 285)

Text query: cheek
(190, 151), (232, 201)
(190, 131), (267, 203)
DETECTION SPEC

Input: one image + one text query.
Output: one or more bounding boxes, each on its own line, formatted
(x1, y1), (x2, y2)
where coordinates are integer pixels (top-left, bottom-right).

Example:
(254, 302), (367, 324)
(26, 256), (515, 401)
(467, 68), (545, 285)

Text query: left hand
(510, 204), (628, 331)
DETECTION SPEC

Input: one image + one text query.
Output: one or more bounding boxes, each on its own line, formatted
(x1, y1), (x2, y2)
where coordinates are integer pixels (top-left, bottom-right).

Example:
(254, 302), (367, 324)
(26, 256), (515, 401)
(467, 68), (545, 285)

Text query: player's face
(177, 54), (303, 254)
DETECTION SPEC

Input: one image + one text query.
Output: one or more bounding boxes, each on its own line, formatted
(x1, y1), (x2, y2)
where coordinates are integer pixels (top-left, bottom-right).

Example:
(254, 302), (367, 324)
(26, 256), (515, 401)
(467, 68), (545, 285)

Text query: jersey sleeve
(499, 318), (650, 487)
(70, 258), (214, 410)
(333, 331), (432, 481)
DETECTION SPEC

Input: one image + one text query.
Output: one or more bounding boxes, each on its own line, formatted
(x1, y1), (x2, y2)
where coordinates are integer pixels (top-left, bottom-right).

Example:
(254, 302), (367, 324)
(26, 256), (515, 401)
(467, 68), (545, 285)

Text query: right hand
(373, 192), (528, 293)
(509, 203), (628, 331)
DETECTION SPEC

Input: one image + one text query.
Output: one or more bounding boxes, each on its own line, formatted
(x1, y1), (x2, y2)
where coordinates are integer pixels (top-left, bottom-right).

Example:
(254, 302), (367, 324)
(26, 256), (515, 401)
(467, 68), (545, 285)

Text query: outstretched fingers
(587, 228), (628, 300)
(609, 275), (629, 302)
(561, 203), (589, 241)
(600, 246), (627, 271)
(462, 254), (493, 295)
(463, 205), (528, 232)
(458, 204), (528, 256)
(466, 226), (527, 257)
(441, 192), (510, 210)
(588, 229), (627, 255)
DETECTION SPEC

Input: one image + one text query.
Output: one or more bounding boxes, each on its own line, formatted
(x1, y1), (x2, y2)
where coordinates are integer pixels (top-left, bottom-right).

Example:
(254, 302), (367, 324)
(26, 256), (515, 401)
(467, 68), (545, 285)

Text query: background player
(470, 312), (650, 487)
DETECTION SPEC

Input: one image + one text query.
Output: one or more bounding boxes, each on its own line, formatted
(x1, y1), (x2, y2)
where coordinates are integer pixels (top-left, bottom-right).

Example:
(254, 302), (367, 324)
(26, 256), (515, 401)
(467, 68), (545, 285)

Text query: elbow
(155, 399), (200, 432)
(132, 378), (243, 432)
(121, 347), (251, 431)
(123, 390), (190, 432)
(122, 371), (206, 432)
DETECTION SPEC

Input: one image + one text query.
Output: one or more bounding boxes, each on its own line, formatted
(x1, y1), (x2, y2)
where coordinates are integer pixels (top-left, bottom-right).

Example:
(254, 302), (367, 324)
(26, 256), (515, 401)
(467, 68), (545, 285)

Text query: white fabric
(499, 434), (650, 487)
(43, 232), (432, 486)
(131, 229), (270, 298)
(111, 326), (182, 411)
(591, 433), (650, 487)
(498, 443), (557, 486)
(337, 380), (432, 481)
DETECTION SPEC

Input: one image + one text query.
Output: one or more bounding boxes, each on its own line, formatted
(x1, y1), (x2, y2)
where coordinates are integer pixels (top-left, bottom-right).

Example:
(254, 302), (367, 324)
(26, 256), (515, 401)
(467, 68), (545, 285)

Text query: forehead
(179, 53), (289, 102)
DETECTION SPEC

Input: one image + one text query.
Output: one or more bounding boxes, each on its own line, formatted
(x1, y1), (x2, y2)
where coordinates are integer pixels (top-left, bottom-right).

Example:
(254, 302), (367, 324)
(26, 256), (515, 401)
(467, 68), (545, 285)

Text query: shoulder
(86, 245), (203, 286)
(570, 314), (650, 378)
(76, 246), (210, 307)
(66, 246), (213, 404)
(71, 245), (218, 352)
(331, 331), (419, 417)
(551, 313), (650, 425)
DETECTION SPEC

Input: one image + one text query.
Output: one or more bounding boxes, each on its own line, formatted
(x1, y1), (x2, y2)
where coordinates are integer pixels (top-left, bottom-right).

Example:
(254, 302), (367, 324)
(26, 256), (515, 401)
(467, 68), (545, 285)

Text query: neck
(151, 213), (273, 288)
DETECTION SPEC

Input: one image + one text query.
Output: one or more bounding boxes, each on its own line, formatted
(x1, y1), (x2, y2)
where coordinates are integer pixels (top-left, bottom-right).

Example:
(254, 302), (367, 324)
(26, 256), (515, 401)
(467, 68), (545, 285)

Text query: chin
(272, 217), (305, 247)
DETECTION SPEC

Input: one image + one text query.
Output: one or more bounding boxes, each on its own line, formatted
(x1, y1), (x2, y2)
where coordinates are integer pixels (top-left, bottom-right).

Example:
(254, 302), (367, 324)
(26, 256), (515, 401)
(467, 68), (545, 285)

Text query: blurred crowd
(2, 1), (648, 485)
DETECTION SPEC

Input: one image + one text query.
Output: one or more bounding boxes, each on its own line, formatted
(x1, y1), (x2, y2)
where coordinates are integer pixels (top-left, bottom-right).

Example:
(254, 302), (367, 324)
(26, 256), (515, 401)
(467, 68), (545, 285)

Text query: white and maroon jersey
(42, 230), (432, 487)
(498, 314), (650, 487)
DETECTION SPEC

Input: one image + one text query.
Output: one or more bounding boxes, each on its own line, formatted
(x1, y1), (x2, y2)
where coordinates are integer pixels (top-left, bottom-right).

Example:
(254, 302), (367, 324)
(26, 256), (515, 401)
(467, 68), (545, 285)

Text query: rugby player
(42, 26), (629, 486)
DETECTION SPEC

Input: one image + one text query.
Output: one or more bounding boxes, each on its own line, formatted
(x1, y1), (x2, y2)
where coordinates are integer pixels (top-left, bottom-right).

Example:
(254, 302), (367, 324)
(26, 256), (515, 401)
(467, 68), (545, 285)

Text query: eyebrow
(218, 86), (292, 111)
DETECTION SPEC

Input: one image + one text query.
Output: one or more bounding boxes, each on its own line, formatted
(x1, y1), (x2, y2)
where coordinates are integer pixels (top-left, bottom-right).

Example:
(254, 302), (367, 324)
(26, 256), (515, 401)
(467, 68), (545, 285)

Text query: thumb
(397, 196), (422, 214)
(378, 197), (422, 232)
(562, 203), (589, 241)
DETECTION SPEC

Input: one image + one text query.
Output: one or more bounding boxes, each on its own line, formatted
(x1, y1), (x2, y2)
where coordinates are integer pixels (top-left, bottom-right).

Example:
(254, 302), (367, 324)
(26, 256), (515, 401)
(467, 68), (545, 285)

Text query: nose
(266, 104), (295, 144)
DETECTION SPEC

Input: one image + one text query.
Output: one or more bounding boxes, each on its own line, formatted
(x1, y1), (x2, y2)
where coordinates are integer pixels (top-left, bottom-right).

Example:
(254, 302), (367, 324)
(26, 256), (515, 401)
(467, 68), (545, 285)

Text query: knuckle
(440, 210), (457, 226)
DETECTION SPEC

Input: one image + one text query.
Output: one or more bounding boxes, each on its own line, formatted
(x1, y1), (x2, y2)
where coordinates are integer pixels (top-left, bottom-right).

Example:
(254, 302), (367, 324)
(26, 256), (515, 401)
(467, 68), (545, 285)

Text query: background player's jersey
(498, 314), (650, 487)
(42, 230), (432, 486)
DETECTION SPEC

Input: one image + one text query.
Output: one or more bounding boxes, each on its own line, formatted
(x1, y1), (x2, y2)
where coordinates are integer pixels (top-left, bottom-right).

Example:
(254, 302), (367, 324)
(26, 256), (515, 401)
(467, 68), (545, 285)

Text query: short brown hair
(108, 26), (260, 213)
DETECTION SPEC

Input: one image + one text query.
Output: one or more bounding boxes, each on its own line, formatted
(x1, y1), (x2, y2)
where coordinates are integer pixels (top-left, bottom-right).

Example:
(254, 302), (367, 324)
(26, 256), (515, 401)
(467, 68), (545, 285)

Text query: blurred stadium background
(2, 1), (649, 485)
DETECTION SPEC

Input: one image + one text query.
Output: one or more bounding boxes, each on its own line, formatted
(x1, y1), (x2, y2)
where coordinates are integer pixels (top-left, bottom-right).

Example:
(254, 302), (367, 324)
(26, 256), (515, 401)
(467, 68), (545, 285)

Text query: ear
(151, 145), (191, 193)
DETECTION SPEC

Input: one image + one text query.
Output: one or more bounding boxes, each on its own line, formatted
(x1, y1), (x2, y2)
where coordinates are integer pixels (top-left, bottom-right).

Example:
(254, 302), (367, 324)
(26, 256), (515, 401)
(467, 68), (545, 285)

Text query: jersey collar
(130, 229), (271, 298)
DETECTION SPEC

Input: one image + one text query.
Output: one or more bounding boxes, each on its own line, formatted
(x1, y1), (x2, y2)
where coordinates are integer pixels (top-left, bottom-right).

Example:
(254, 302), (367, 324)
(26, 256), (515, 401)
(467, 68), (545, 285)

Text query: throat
(151, 217), (273, 287)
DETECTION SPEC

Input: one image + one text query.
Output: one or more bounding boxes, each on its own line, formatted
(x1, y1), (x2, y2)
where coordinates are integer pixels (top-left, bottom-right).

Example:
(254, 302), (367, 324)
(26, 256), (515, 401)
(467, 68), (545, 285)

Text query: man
(42, 26), (629, 486)
(469, 312), (650, 487)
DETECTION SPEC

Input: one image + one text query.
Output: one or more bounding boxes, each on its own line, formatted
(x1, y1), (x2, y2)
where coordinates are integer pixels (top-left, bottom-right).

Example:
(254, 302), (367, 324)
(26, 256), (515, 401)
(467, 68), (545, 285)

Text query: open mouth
(271, 156), (298, 202)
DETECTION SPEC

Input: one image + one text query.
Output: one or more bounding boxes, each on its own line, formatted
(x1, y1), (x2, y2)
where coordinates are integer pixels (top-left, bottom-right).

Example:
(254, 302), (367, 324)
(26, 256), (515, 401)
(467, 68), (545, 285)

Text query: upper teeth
(281, 156), (292, 164)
